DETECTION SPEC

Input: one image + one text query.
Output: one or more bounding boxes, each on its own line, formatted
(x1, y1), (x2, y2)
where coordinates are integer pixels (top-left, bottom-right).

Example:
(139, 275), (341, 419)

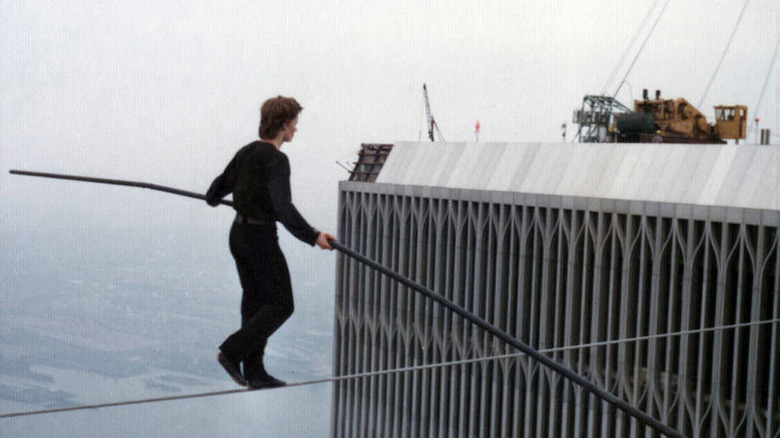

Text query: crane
(423, 84), (445, 142)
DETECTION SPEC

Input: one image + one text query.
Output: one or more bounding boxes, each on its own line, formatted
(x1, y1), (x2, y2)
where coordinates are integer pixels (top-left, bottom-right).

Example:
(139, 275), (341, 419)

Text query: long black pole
(9, 169), (686, 438)
(9, 170), (235, 207)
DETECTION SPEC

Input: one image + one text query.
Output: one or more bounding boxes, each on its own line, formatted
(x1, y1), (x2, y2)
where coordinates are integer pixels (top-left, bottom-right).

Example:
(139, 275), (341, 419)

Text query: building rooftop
(374, 142), (780, 210)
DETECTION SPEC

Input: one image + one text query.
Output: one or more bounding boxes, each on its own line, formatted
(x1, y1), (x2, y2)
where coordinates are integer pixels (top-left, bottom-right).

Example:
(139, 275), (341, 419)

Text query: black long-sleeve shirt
(206, 141), (319, 246)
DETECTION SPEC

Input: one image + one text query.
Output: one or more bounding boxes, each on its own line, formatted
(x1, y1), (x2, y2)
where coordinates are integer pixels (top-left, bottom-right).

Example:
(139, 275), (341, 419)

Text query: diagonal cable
(612, 0), (672, 99)
(697, 0), (751, 108)
(601, 0), (661, 96)
(753, 29), (780, 120)
(1, 317), (777, 420)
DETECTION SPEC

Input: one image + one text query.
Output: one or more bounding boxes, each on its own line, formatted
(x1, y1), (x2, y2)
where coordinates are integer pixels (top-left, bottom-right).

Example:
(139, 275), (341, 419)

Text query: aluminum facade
(332, 180), (780, 438)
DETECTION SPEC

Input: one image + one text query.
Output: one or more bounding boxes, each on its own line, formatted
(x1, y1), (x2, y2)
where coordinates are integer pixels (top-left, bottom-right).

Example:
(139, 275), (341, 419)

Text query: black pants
(219, 222), (294, 379)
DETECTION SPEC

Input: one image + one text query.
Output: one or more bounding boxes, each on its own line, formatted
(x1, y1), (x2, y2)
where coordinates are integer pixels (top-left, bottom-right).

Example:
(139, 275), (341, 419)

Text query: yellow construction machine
(616, 89), (747, 143)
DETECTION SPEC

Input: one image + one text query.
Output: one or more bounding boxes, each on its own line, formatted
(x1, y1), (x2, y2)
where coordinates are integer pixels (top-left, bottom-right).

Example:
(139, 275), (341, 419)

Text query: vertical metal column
(332, 183), (780, 438)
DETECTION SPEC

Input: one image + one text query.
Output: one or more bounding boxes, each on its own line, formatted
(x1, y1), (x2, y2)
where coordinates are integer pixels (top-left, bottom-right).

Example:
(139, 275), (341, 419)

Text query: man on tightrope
(206, 96), (336, 389)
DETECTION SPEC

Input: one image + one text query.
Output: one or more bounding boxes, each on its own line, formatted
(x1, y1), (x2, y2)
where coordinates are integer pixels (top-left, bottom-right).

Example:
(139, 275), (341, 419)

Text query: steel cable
(697, 0), (751, 108)
(753, 30), (780, 122)
(1, 317), (777, 420)
(612, 0), (671, 100)
(600, 0), (661, 96)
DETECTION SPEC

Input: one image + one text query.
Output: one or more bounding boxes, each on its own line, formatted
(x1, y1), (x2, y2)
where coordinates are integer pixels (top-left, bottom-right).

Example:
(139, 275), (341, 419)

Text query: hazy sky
(3, 0), (779, 231)
(1, 2), (778, 435)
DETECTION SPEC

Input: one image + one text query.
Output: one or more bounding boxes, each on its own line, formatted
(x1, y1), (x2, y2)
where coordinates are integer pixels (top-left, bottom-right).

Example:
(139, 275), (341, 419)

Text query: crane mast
(423, 84), (444, 141)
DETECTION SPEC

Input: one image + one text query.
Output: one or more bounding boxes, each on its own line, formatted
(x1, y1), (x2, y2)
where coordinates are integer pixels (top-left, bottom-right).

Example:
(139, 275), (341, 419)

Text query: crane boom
(422, 84), (444, 142)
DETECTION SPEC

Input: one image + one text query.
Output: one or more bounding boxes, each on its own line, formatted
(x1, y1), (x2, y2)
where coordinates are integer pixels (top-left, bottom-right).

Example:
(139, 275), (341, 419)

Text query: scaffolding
(348, 143), (394, 182)
(573, 95), (632, 142)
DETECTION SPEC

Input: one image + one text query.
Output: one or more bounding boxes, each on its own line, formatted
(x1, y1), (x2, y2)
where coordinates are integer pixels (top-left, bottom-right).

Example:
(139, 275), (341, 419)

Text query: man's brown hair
(258, 96), (303, 139)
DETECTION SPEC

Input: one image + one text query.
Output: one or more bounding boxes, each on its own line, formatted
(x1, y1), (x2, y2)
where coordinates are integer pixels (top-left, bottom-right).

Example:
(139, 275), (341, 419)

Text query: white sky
(2, 0), (779, 229)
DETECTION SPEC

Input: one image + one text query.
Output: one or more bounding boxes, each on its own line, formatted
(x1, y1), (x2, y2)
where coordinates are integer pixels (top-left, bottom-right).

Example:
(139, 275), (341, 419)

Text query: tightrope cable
(2, 316), (775, 420)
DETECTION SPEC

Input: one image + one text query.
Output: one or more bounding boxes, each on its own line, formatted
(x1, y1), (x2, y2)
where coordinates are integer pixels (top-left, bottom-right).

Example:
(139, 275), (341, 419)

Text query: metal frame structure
(574, 95), (632, 143)
(348, 144), (395, 183)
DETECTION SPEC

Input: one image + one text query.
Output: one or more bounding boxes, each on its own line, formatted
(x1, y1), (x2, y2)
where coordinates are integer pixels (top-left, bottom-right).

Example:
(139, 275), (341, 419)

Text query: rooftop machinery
(574, 89), (748, 144)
